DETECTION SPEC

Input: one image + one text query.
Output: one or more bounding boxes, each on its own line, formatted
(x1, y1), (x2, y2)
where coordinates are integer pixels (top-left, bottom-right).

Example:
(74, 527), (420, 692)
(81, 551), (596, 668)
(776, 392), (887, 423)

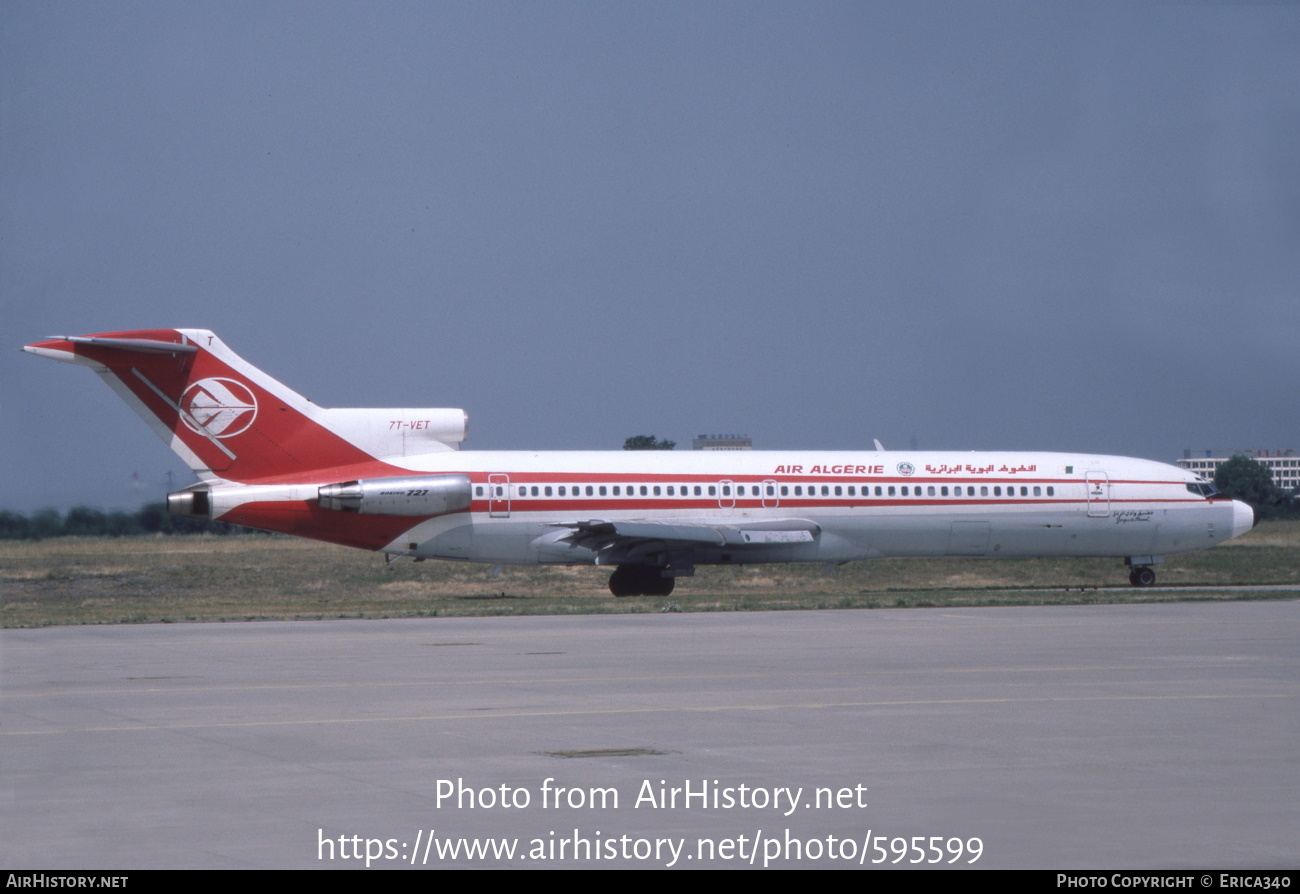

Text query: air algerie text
(772, 465), (883, 475)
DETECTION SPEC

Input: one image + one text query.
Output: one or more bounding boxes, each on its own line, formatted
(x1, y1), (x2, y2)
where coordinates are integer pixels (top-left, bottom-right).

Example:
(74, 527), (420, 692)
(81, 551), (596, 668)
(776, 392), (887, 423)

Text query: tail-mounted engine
(167, 485), (212, 519)
(318, 474), (472, 516)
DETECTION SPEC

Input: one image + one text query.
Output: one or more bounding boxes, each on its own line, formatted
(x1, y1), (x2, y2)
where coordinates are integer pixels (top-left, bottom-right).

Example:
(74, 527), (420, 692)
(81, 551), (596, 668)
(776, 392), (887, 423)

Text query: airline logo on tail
(25, 328), (466, 485)
(181, 378), (258, 438)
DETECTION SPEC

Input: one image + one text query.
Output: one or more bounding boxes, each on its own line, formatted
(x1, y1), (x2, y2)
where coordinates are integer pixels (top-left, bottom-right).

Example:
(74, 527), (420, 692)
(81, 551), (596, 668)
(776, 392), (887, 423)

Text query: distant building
(692, 434), (752, 451)
(1177, 449), (1299, 492)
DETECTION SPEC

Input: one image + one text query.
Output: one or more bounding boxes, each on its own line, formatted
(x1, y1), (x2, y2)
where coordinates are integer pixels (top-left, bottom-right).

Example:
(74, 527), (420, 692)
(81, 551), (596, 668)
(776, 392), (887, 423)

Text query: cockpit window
(1186, 481), (1222, 498)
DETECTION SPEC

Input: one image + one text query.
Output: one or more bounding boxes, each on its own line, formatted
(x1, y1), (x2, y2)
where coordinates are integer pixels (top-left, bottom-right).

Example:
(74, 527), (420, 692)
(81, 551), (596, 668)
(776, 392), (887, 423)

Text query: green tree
(0, 510), (30, 540)
(63, 506), (108, 536)
(28, 509), (63, 540)
(135, 502), (173, 534)
(1213, 456), (1283, 513)
(105, 510), (143, 537)
(623, 435), (675, 451)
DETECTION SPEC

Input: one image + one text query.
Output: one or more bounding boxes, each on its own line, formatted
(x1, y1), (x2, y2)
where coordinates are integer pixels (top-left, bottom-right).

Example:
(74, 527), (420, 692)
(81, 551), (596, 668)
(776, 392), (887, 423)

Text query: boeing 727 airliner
(24, 330), (1254, 596)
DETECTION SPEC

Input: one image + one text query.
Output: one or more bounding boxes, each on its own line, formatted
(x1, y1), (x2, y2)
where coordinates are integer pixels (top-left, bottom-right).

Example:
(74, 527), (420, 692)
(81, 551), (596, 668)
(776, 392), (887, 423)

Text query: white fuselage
(26, 329), (1256, 593)
(307, 450), (1253, 567)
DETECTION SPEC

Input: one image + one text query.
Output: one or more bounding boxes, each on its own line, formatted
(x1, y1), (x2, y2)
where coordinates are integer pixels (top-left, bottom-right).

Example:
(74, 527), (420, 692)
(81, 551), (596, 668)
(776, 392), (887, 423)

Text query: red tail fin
(23, 329), (466, 484)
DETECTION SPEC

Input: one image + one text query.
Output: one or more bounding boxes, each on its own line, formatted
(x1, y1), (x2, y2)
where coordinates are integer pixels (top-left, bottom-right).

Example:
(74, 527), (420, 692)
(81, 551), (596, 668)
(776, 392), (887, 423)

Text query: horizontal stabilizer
(62, 336), (198, 355)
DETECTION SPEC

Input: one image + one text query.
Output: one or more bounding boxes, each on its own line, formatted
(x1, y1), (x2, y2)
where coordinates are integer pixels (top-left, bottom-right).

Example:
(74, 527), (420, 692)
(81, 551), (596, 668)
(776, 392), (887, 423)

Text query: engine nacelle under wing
(318, 474), (472, 516)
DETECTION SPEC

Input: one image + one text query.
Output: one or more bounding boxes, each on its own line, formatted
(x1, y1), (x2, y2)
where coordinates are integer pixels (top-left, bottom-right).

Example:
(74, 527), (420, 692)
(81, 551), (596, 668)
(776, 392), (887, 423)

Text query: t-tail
(23, 330), (470, 543)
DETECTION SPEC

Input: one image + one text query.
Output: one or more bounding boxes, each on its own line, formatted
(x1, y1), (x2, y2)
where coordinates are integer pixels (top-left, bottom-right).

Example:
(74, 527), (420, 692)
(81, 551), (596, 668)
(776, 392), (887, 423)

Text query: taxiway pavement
(3, 602), (1295, 868)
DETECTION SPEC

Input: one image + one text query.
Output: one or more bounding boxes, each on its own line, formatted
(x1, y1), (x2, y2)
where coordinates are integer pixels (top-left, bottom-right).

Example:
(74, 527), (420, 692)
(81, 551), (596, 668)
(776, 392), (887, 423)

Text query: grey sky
(3, 1), (1297, 511)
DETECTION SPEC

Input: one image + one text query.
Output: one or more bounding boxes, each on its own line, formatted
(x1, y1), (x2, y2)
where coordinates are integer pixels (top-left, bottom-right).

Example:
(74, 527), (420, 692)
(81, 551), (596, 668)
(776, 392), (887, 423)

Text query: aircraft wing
(554, 517), (820, 566)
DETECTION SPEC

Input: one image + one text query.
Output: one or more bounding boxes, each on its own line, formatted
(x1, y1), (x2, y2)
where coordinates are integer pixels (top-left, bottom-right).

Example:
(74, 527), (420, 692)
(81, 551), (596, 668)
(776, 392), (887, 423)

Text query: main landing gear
(1128, 566), (1157, 587)
(608, 565), (675, 597)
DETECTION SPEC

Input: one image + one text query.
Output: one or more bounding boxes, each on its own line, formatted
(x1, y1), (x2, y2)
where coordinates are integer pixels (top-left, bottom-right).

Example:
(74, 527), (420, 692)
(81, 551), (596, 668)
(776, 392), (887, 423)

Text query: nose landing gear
(1128, 566), (1156, 587)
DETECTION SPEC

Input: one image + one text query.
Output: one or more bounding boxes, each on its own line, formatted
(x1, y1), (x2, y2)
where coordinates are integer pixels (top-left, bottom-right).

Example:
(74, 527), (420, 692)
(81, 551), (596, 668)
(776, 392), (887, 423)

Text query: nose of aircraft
(1232, 500), (1255, 540)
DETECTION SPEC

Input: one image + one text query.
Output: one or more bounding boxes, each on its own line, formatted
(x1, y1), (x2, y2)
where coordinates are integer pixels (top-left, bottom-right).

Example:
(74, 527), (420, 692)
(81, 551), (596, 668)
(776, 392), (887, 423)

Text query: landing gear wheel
(608, 565), (675, 597)
(648, 573), (675, 597)
(608, 565), (636, 597)
(1129, 567), (1156, 587)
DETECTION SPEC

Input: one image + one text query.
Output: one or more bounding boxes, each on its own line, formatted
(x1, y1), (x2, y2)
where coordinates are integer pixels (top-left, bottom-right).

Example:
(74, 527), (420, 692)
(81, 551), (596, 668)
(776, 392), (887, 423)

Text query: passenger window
(545, 486), (552, 496)
(667, 486), (674, 496)
(1033, 486), (1041, 496)
(586, 486), (594, 496)
(941, 486), (949, 496)
(1047, 486), (1054, 496)
(835, 486), (842, 496)
(475, 486), (484, 497)
(888, 486), (895, 496)
(599, 486), (607, 496)
(653, 486), (661, 496)
(781, 486), (788, 496)
(928, 486), (936, 496)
